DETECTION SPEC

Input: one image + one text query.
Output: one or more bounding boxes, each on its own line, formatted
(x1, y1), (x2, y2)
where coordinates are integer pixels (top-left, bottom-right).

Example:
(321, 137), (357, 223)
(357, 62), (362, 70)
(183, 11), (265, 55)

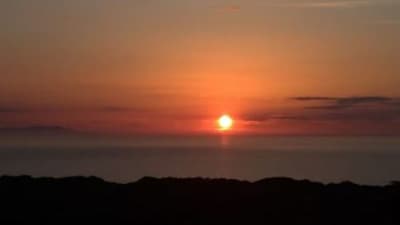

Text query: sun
(217, 114), (234, 131)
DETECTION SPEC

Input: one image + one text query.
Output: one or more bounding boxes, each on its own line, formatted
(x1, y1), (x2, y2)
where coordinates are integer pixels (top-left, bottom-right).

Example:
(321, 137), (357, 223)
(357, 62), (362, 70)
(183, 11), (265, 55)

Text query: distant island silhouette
(1, 176), (400, 224)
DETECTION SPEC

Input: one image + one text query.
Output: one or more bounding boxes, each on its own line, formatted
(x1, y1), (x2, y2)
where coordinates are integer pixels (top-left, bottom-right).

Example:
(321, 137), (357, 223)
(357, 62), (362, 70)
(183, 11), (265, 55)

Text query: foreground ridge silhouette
(1, 176), (400, 225)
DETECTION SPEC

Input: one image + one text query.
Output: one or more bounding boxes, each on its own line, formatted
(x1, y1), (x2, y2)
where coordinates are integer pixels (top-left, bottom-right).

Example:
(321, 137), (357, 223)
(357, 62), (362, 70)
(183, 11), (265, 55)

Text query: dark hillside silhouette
(1, 176), (400, 224)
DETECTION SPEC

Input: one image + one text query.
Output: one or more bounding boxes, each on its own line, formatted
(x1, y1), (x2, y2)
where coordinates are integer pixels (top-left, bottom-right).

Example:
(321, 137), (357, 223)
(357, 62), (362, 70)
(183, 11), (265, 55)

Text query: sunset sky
(1, 0), (400, 135)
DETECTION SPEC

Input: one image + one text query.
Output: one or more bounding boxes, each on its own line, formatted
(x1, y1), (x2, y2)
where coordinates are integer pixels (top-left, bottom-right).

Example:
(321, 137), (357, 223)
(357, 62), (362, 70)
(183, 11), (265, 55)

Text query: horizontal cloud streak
(291, 96), (394, 110)
(221, 5), (241, 12)
(243, 113), (310, 122)
(98, 106), (147, 113)
(0, 105), (150, 113)
(276, 0), (398, 8)
(241, 96), (400, 130)
(0, 107), (27, 113)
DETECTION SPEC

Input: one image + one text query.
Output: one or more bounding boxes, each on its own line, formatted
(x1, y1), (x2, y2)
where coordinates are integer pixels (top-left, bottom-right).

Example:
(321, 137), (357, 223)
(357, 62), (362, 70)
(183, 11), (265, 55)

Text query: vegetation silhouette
(1, 176), (400, 224)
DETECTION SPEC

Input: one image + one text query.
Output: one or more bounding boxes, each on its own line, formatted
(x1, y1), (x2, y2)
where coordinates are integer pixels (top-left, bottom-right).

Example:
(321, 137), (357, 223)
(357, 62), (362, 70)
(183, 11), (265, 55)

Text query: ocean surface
(1, 135), (400, 185)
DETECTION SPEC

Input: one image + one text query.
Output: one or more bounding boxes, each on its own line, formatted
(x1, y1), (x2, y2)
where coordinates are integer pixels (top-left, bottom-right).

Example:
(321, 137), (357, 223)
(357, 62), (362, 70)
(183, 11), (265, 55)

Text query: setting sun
(218, 114), (234, 131)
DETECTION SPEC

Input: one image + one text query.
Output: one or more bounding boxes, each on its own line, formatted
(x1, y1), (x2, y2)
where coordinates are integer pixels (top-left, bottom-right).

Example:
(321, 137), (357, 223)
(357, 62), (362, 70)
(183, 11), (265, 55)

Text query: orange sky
(1, 0), (400, 135)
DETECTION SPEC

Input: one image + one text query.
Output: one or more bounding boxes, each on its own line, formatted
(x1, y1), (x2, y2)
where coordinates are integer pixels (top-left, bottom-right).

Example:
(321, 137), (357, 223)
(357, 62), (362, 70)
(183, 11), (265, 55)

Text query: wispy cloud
(0, 105), (147, 113)
(291, 96), (393, 110)
(243, 113), (310, 122)
(0, 107), (26, 113)
(243, 96), (400, 126)
(98, 106), (141, 112)
(225, 5), (241, 12)
(277, 0), (396, 9)
(0, 125), (75, 134)
(374, 19), (400, 25)
(216, 4), (241, 13)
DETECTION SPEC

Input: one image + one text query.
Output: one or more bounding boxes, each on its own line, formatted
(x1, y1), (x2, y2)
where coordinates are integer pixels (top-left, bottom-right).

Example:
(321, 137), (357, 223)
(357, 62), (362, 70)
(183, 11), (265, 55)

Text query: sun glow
(218, 114), (233, 131)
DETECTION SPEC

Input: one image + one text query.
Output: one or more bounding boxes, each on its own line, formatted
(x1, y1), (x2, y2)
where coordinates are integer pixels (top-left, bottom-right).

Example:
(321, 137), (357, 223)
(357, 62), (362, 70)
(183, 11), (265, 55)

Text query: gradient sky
(1, 0), (400, 135)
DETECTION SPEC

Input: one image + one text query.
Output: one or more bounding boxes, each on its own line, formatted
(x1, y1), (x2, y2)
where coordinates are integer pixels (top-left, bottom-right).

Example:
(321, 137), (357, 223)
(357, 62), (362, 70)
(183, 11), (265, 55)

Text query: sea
(1, 135), (400, 185)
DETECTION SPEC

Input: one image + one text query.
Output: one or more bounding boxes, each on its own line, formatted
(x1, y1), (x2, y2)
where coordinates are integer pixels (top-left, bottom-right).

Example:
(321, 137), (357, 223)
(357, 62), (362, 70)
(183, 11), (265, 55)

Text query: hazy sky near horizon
(1, 0), (400, 135)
